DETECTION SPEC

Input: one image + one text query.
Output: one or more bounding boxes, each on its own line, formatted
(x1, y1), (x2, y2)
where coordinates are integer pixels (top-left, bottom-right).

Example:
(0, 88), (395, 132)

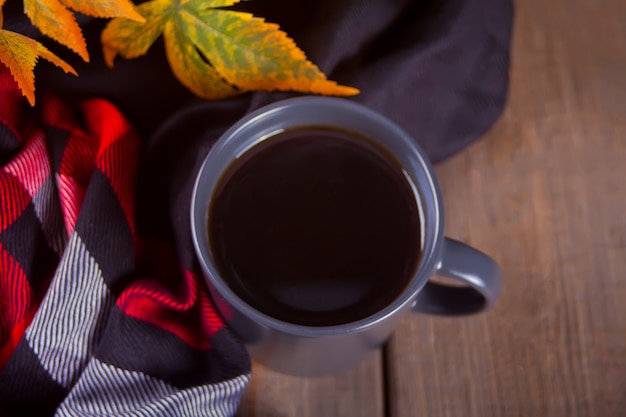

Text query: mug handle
(412, 238), (502, 315)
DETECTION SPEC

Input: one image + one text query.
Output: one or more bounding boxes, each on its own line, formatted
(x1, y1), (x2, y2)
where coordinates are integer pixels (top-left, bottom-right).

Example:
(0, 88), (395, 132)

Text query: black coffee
(208, 127), (421, 326)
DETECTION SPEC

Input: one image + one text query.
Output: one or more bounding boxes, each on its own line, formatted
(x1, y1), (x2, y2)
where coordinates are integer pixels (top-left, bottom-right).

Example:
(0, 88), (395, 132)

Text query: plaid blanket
(0, 69), (250, 416)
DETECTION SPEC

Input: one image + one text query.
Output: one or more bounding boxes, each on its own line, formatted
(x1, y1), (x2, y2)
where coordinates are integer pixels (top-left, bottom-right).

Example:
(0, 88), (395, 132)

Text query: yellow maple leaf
(102, 0), (359, 100)
(0, 28), (77, 105)
(23, 0), (145, 62)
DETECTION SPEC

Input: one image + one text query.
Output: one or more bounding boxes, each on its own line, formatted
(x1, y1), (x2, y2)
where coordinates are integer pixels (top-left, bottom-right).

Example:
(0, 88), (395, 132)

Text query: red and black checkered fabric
(0, 68), (250, 416)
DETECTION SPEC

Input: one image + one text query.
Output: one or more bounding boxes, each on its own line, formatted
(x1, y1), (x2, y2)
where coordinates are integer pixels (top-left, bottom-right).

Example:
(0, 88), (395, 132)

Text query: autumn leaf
(0, 28), (76, 105)
(102, 0), (359, 100)
(23, 0), (145, 62)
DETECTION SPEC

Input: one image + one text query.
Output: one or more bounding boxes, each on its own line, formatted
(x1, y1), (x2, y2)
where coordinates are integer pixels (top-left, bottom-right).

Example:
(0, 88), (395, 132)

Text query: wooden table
(237, 0), (626, 415)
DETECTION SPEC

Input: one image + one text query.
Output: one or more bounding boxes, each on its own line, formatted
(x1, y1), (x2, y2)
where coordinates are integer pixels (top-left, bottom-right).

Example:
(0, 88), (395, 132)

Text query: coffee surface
(208, 127), (421, 326)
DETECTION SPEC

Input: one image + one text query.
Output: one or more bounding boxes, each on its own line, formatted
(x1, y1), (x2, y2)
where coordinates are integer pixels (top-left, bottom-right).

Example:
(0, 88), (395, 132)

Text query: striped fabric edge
(32, 175), (67, 256)
(2, 132), (49, 199)
(25, 231), (114, 389)
(55, 358), (250, 417)
(55, 172), (86, 238)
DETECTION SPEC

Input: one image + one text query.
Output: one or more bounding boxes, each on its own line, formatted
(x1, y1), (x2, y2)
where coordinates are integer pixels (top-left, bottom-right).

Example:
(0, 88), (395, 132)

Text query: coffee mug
(191, 97), (501, 377)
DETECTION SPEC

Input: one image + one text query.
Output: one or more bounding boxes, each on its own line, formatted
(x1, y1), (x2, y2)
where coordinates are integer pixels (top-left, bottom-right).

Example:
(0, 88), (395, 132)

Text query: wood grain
(386, 0), (626, 416)
(237, 353), (384, 417)
(239, 0), (626, 415)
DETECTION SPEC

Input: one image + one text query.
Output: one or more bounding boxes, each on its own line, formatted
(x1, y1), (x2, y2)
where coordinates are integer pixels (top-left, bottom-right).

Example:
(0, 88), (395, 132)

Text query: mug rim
(190, 96), (445, 336)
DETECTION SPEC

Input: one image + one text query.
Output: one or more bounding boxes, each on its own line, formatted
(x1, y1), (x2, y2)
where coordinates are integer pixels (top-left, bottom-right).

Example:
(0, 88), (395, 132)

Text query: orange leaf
(37, 43), (78, 76)
(24, 0), (89, 61)
(23, 0), (145, 62)
(0, 29), (76, 105)
(0, 30), (38, 104)
(61, 0), (144, 22)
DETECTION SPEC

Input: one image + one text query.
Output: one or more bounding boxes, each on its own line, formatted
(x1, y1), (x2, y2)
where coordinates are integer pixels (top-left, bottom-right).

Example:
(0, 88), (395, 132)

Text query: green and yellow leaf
(102, 0), (170, 66)
(0, 28), (76, 105)
(102, 0), (359, 99)
(163, 19), (238, 99)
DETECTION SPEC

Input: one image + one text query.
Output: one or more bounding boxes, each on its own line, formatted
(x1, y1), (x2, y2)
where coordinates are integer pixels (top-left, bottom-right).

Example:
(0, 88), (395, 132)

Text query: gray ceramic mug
(191, 97), (501, 377)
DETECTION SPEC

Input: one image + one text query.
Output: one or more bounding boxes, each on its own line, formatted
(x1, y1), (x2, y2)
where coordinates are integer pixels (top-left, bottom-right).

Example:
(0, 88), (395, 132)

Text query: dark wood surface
(238, 0), (626, 415)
